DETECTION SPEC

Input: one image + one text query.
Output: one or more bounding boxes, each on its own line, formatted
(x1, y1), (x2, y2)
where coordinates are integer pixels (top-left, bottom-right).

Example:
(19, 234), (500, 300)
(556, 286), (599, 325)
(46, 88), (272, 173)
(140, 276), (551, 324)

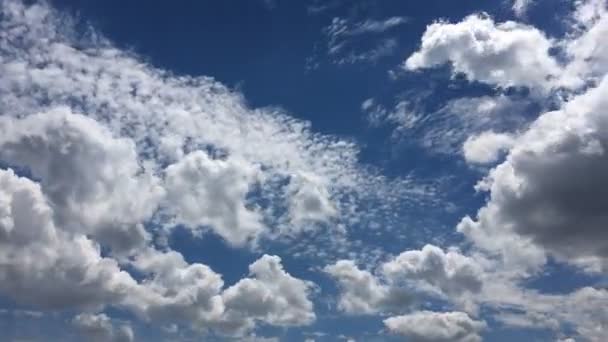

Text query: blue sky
(0, 0), (607, 341)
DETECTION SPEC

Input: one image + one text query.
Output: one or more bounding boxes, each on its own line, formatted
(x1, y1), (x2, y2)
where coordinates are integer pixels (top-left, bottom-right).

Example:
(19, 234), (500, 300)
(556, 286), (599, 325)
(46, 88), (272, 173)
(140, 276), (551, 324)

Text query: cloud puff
(73, 313), (134, 342)
(384, 311), (486, 342)
(325, 245), (483, 314)
(222, 255), (316, 328)
(405, 14), (560, 91)
(463, 131), (515, 164)
(324, 260), (412, 314)
(381, 245), (484, 307)
(164, 151), (263, 246)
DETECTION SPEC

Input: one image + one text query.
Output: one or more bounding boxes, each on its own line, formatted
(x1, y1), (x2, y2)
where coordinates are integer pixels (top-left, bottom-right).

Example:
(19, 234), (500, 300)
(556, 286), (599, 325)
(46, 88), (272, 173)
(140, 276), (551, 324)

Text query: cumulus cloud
(324, 260), (411, 314)
(222, 255), (316, 328)
(405, 14), (560, 91)
(163, 151), (263, 246)
(384, 311), (486, 342)
(325, 245), (483, 314)
(0, 166), (315, 336)
(458, 74), (608, 272)
(73, 313), (134, 342)
(381, 245), (484, 309)
(0, 108), (164, 254)
(0, 168), (137, 310)
(561, 0), (608, 86)
(463, 131), (515, 164)
(285, 171), (337, 229)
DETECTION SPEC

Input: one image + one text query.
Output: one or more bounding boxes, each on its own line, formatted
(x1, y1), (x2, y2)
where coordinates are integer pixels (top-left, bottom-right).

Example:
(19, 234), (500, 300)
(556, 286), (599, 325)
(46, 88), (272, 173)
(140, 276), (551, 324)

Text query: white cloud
(384, 311), (486, 342)
(163, 151), (263, 246)
(284, 171), (337, 229)
(324, 260), (411, 314)
(463, 131), (515, 164)
(381, 245), (484, 310)
(0, 108), (164, 254)
(405, 14), (560, 91)
(0, 168), (138, 310)
(325, 245), (483, 314)
(222, 255), (316, 328)
(0, 166), (316, 336)
(73, 313), (134, 342)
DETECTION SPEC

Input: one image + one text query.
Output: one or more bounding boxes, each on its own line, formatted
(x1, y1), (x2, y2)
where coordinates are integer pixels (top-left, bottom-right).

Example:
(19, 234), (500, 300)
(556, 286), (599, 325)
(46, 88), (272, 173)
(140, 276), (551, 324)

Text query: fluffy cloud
(73, 313), (134, 342)
(222, 255), (316, 328)
(381, 245), (484, 307)
(163, 151), (263, 246)
(324, 260), (411, 314)
(383, 311), (486, 342)
(325, 245), (483, 314)
(0, 168), (137, 310)
(285, 171), (337, 229)
(0, 166), (315, 336)
(458, 74), (608, 271)
(0, 108), (164, 254)
(463, 131), (515, 164)
(405, 14), (560, 91)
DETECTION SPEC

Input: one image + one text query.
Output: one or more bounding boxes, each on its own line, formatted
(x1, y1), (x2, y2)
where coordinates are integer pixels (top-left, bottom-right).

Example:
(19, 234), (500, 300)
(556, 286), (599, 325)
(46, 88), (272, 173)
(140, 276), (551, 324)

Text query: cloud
(325, 245), (483, 314)
(73, 313), (134, 342)
(0, 108), (164, 254)
(405, 14), (560, 91)
(324, 260), (412, 314)
(128, 250), (316, 336)
(561, 0), (608, 86)
(222, 255), (316, 328)
(320, 15), (407, 65)
(458, 74), (608, 272)
(0, 164), (315, 336)
(463, 131), (515, 164)
(0, 168), (137, 310)
(381, 245), (484, 309)
(163, 150), (264, 246)
(284, 171), (337, 229)
(383, 311), (486, 342)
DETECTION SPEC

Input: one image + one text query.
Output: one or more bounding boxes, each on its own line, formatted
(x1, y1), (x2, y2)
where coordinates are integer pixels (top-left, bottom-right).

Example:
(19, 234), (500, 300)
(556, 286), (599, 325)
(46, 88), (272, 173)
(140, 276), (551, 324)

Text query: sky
(0, 0), (607, 341)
